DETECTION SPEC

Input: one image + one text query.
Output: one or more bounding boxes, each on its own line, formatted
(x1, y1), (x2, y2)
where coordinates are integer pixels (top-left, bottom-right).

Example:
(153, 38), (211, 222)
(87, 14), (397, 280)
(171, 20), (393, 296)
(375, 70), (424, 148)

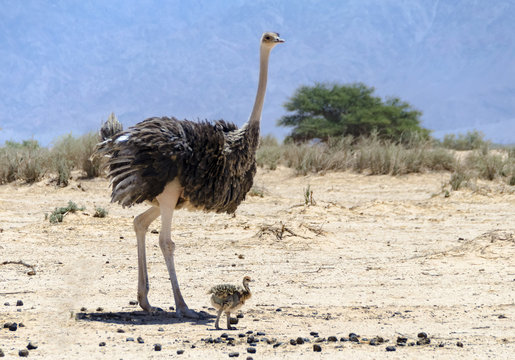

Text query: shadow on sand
(76, 310), (214, 326)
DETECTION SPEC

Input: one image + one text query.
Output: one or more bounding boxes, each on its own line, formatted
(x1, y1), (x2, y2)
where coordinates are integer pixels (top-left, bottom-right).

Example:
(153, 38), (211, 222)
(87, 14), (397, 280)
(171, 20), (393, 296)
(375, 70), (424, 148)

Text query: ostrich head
(242, 276), (253, 286)
(261, 32), (285, 49)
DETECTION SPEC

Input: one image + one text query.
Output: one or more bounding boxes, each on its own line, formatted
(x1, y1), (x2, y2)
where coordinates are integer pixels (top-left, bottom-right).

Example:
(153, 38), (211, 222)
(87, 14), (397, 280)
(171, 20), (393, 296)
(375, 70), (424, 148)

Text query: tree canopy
(278, 83), (430, 142)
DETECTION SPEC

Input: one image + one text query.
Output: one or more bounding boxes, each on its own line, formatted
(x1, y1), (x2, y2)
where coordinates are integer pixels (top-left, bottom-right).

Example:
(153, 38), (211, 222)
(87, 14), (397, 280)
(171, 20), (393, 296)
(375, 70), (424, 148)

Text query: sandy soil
(1, 167), (514, 359)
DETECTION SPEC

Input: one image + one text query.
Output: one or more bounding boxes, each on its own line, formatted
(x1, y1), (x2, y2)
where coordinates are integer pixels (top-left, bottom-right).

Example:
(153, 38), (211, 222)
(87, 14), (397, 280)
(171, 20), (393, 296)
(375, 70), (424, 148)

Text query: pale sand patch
(0, 167), (514, 359)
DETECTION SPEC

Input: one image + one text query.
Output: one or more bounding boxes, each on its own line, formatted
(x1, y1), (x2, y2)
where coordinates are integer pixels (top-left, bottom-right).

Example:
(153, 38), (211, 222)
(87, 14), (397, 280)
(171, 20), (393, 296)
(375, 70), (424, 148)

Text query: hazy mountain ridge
(1, 0), (514, 145)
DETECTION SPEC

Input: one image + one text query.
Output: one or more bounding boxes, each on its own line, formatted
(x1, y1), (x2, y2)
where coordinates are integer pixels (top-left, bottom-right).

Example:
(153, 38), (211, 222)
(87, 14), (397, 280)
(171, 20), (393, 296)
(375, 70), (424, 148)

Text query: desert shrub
(48, 200), (85, 223)
(256, 135), (282, 170)
(465, 151), (504, 181)
(49, 131), (101, 180)
(441, 130), (490, 151)
(93, 206), (108, 218)
(449, 165), (472, 191)
(0, 140), (48, 183)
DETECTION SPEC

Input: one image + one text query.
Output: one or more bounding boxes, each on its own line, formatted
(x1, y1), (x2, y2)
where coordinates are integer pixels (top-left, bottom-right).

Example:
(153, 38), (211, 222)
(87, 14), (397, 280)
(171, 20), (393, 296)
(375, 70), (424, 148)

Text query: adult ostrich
(95, 32), (284, 318)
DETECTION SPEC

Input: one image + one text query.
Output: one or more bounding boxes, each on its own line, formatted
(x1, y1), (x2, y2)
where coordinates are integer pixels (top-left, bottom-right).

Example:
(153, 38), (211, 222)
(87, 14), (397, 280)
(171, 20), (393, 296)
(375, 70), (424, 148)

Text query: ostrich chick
(209, 276), (253, 330)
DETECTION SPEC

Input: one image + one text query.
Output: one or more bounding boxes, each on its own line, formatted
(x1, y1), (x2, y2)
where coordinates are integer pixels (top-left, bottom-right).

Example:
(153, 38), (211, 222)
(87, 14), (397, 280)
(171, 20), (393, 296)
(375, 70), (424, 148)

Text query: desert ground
(1, 167), (514, 359)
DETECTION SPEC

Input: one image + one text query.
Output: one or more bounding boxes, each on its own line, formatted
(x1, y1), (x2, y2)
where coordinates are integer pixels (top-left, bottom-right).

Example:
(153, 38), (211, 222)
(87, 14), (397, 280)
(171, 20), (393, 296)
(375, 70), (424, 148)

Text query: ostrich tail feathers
(100, 114), (123, 141)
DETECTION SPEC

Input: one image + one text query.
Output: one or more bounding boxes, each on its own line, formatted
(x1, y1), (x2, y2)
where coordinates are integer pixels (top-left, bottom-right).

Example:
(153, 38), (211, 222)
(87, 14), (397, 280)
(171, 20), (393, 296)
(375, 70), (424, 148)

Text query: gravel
(313, 344), (322, 352)
(18, 349), (29, 357)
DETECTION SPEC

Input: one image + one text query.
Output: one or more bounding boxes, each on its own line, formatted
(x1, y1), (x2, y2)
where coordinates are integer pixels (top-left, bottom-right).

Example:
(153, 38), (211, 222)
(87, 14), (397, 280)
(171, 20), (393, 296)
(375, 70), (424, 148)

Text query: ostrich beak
(275, 37), (285, 43)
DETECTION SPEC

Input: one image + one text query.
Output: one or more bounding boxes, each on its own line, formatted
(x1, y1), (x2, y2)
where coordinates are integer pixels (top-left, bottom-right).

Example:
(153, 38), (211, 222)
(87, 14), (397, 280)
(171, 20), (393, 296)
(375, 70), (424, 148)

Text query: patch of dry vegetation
(0, 132), (101, 185)
(256, 134), (514, 188)
(1, 130), (513, 190)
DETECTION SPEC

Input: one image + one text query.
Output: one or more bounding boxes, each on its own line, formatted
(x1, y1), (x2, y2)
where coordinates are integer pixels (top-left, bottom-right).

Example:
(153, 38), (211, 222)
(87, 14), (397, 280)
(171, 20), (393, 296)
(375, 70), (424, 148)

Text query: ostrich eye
(264, 36), (271, 40)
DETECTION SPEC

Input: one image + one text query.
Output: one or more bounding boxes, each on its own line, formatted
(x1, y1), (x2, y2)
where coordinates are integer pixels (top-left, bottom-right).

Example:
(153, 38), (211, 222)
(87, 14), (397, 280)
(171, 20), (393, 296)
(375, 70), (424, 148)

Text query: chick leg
(214, 309), (223, 330)
(226, 312), (233, 330)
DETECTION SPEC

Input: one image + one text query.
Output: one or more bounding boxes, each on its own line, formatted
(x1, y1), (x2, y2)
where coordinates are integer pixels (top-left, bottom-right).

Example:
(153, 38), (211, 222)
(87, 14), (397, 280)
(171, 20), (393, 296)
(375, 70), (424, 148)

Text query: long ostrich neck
(248, 45), (272, 129)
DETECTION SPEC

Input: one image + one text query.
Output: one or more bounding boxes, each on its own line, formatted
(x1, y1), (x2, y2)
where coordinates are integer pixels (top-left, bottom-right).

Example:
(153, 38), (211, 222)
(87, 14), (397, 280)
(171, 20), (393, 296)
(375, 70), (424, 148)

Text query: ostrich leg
(134, 206), (160, 312)
(157, 180), (199, 318)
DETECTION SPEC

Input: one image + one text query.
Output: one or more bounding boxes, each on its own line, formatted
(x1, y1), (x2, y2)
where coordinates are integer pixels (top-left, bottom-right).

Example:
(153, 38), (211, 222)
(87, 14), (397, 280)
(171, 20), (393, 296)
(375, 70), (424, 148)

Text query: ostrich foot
(138, 297), (163, 314)
(175, 306), (200, 319)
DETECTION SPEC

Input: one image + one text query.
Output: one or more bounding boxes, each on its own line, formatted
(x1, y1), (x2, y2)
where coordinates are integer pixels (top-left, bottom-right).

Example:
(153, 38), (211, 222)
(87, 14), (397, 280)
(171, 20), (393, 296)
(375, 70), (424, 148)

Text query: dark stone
(18, 349), (29, 357)
(408, 342), (415, 346)
(417, 338), (431, 345)
(154, 344), (162, 351)
(158, 327), (164, 332)
(246, 330), (253, 334)
(126, 337), (134, 342)
(457, 341), (464, 348)
(247, 347), (256, 353)
(296, 337), (304, 345)
(376, 336), (385, 343)
(275, 308), (282, 312)
(247, 336), (255, 344)
(4, 322), (13, 328)
(129, 300), (138, 305)
(16, 300), (24, 306)
(237, 313), (244, 318)
(313, 344), (322, 352)
(99, 342), (106, 347)
(328, 336), (338, 342)
(177, 349), (184, 354)
(18, 323), (25, 328)
(96, 307), (103, 312)
(221, 333), (229, 338)
(246, 357), (253, 360)
(315, 337), (325, 343)
(417, 332), (428, 339)
(228, 352), (240, 357)
(214, 338), (222, 344)
(289, 339), (297, 345)
(439, 343), (445, 347)
(310, 331), (319, 337)
(349, 333), (360, 343)
(9, 323), (18, 331)
(0, 349), (4, 357)
(117, 328), (125, 333)
(80, 307), (87, 311)
(386, 346), (396, 352)
(230, 317), (239, 325)
(340, 337), (348, 342)
(226, 337), (235, 342)
(27, 342), (38, 350)
(256, 331), (266, 336)
(238, 333), (246, 338)
(396, 336), (408, 344)
(273, 342), (283, 348)
(3, 303), (8, 306)
(137, 336), (144, 344)
(369, 339), (378, 346)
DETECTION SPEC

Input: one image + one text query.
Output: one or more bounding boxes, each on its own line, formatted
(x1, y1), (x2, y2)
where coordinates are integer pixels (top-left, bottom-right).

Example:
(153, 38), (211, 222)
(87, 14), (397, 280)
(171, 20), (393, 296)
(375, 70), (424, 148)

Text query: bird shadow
(76, 309), (215, 326)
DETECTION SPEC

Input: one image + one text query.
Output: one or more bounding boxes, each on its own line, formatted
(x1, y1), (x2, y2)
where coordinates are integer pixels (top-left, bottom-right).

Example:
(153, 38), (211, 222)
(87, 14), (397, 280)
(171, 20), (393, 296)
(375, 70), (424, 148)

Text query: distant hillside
(1, 0), (514, 145)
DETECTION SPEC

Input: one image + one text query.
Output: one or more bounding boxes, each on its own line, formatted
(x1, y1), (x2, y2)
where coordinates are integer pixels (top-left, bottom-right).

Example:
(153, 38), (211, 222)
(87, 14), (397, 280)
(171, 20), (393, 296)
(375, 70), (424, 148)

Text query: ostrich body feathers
(208, 283), (252, 312)
(96, 116), (259, 213)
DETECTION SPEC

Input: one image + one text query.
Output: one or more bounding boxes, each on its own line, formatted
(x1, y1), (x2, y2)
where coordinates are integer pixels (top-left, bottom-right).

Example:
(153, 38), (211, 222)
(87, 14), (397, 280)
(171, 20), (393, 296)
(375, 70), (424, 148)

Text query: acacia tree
(278, 83), (430, 142)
